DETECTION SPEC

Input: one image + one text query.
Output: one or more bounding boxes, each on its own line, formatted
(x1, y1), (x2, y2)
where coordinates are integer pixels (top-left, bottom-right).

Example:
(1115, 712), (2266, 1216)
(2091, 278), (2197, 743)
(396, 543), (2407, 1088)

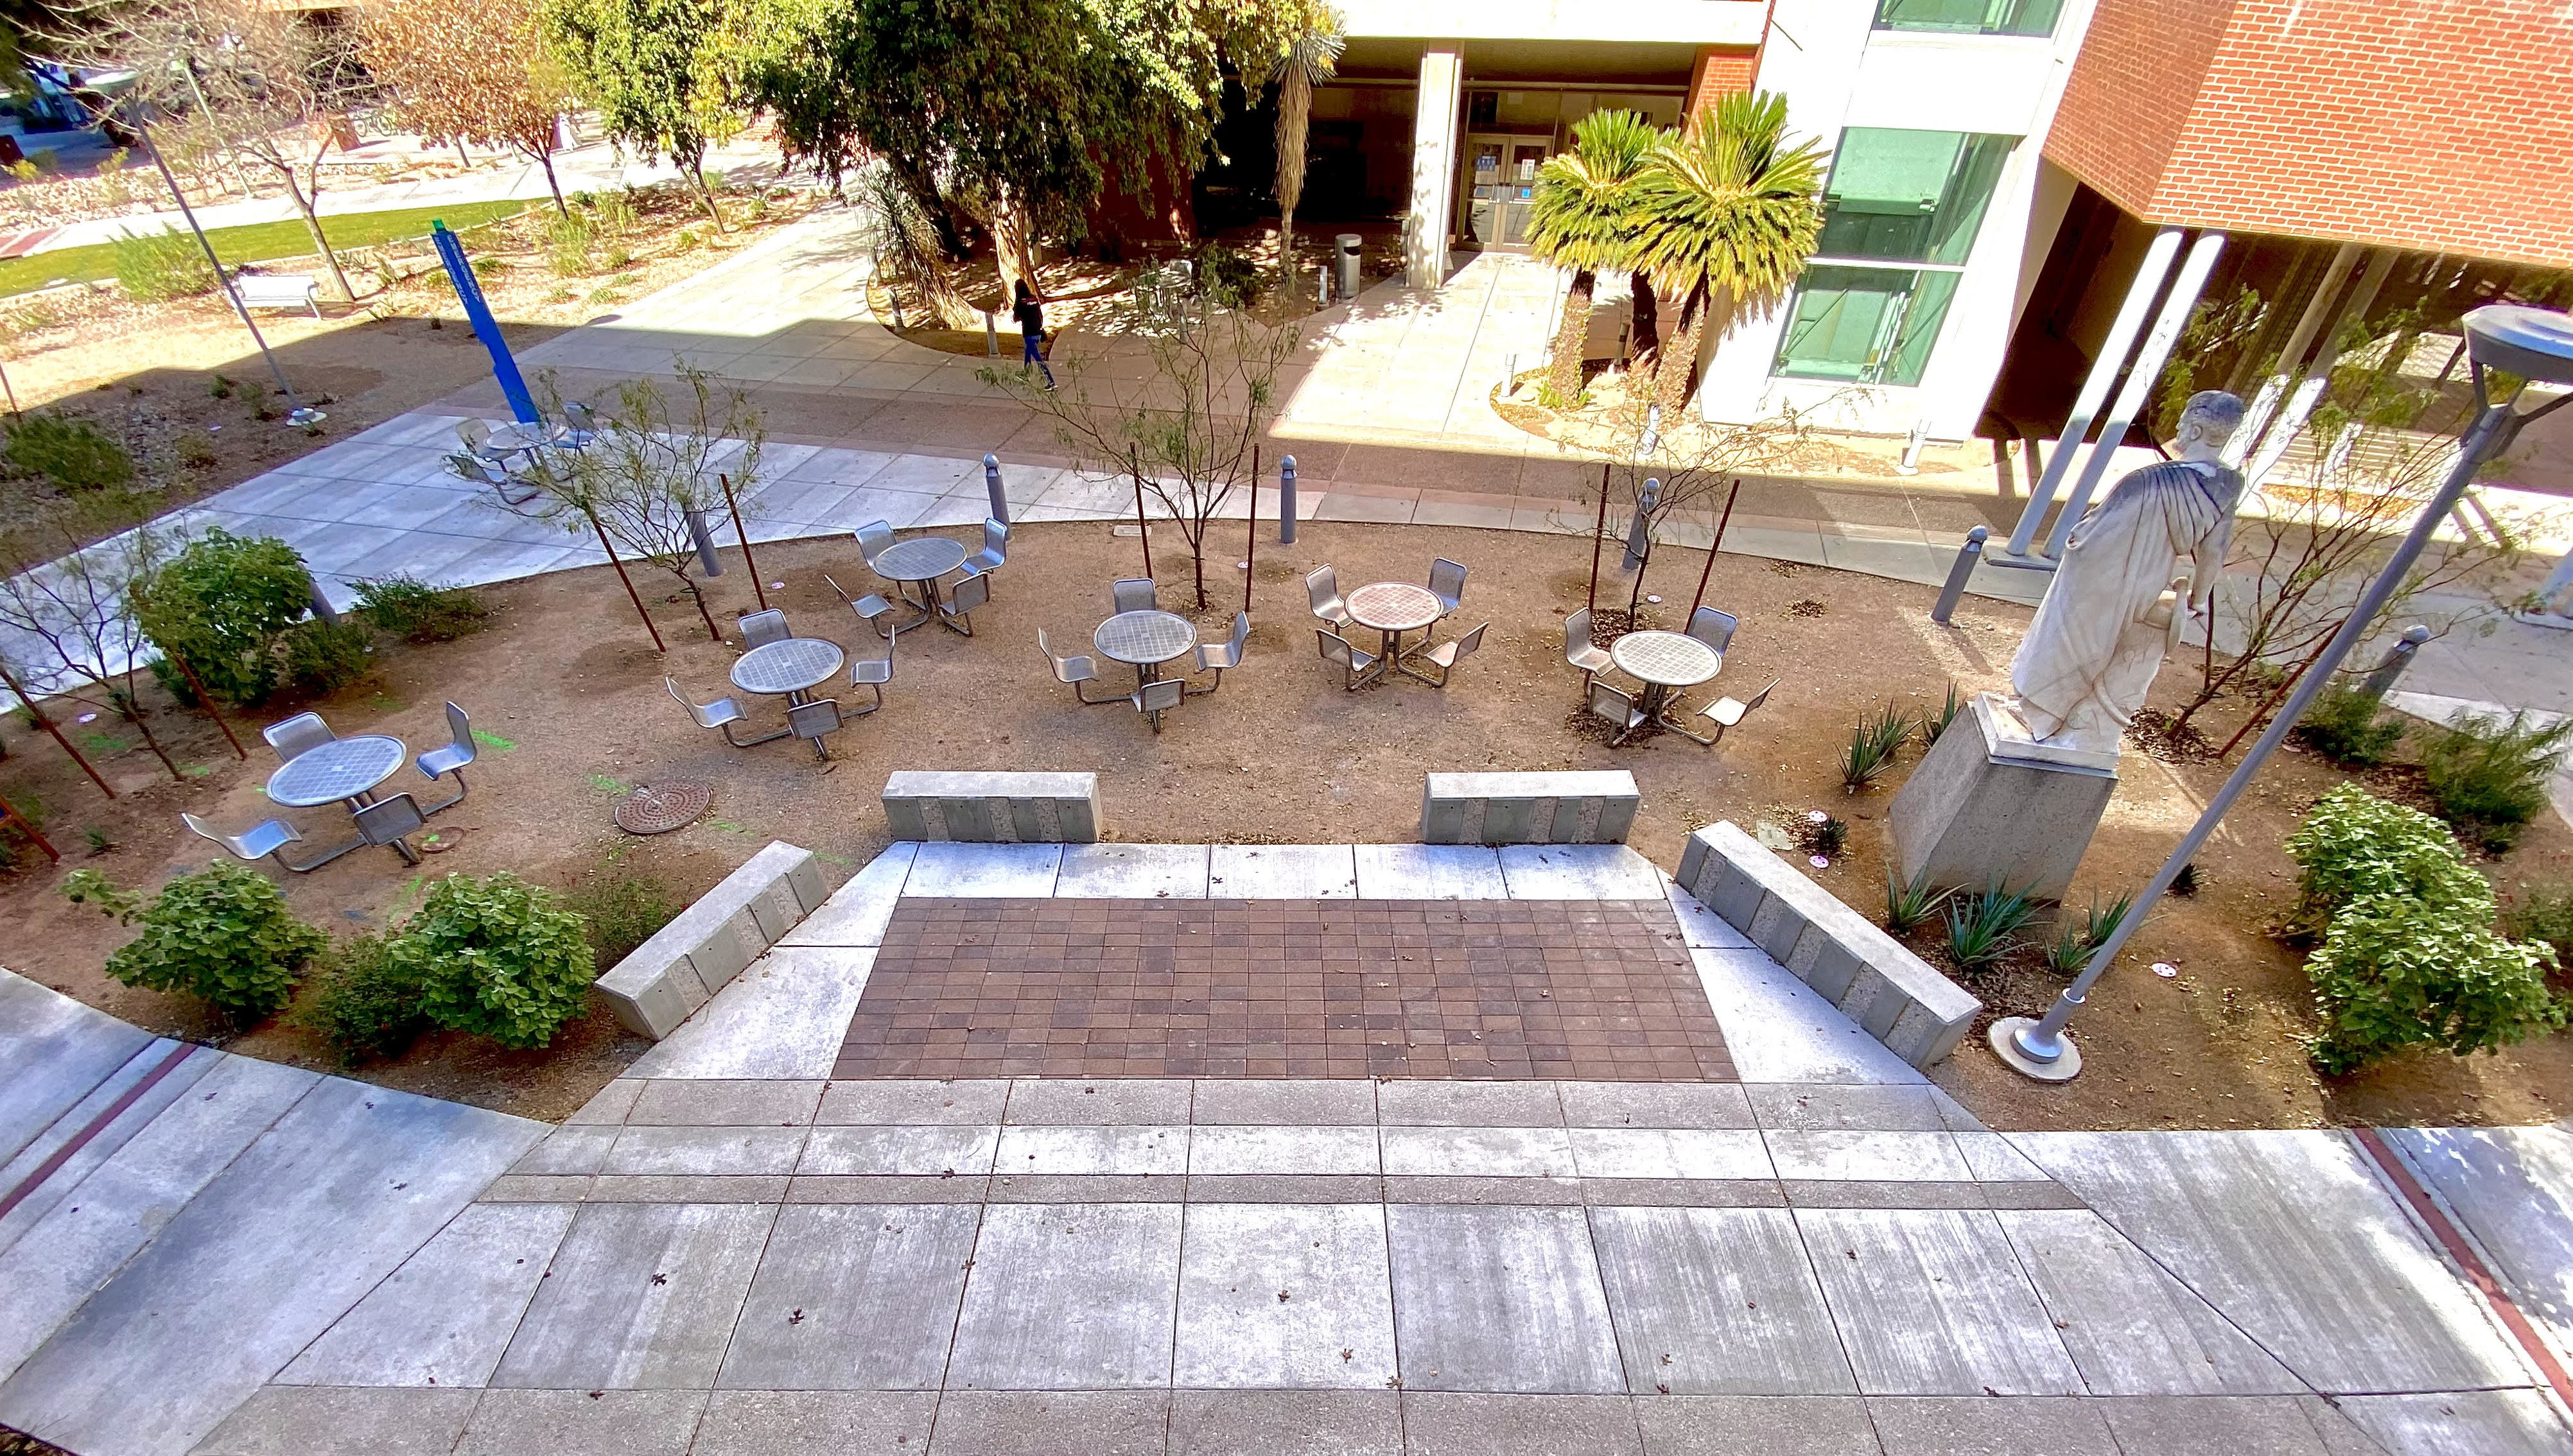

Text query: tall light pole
(1991, 305), (2573, 1082)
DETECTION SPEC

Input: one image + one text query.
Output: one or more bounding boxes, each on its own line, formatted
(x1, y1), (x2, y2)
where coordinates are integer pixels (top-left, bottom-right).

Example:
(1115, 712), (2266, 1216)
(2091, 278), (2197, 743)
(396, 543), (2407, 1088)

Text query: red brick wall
(1687, 45), (1761, 111)
(2047, 0), (2573, 267)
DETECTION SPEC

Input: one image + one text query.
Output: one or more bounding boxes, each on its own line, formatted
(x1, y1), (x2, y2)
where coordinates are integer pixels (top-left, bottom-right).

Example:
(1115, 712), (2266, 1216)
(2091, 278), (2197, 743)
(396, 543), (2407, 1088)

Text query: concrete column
(2000, 227), (2183, 559)
(2246, 247), (2394, 489)
(1405, 47), (1463, 290)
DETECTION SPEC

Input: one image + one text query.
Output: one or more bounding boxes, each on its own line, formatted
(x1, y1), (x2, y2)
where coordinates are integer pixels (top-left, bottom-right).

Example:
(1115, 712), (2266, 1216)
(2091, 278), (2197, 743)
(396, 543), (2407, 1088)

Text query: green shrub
(283, 617), (376, 695)
(1945, 884), (2037, 971)
(132, 530), (317, 706)
(1884, 869), (1949, 937)
(1193, 243), (1258, 306)
(64, 862), (326, 1025)
(354, 575), (489, 643)
(2418, 711), (2573, 849)
(2293, 684), (2405, 768)
(560, 868), (679, 969)
(2282, 785), (2493, 939)
(112, 226), (217, 302)
(392, 872), (597, 1049)
(2502, 887), (2573, 979)
(5, 412), (135, 493)
(296, 932), (432, 1065)
(2306, 894), (2564, 1075)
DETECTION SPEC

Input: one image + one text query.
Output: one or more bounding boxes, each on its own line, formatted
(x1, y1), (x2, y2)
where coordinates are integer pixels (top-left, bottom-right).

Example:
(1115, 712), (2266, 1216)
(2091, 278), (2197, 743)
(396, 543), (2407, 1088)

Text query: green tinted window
(1816, 129), (2015, 266)
(1874, 0), (2064, 37)
(1772, 266), (1962, 387)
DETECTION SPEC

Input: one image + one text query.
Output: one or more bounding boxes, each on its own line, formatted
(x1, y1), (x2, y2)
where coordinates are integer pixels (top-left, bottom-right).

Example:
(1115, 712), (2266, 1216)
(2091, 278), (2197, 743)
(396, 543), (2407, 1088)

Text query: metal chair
(667, 677), (780, 746)
(448, 451), (541, 508)
(855, 519), (896, 568)
(958, 518), (1008, 584)
(353, 793), (427, 865)
(1131, 676), (1183, 733)
(414, 701), (476, 812)
(1700, 677), (1778, 740)
(824, 573), (898, 637)
(1039, 630), (1122, 704)
(787, 698), (842, 759)
(263, 712), (335, 763)
(1564, 608), (1612, 684)
(848, 634), (894, 715)
(180, 812), (304, 869)
(1112, 578), (1158, 614)
(559, 400), (599, 451)
(1589, 679), (1647, 745)
(1189, 612), (1250, 695)
(1306, 565), (1350, 627)
(1686, 607), (1740, 655)
(1415, 622), (1485, 688)
(940, 569), (990, 635)
(1315, 628), (1377, 690)
(1428, 558), (1468, 618)
(739, 608), (791, 648)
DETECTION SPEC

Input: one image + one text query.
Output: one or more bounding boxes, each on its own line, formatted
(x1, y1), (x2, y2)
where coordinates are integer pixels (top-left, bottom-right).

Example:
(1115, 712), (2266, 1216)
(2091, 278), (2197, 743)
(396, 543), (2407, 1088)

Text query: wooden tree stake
(720, 473), (767, 610)
(586, 507), (666, 652)
(171, 652), (247, 761)
(0, 788), (58, 863)
(1244, 444), (1259, 616)
(0, 659), (114, 798)
(1687, 478), (1741, 620)
(1587, 461), (1610, 613)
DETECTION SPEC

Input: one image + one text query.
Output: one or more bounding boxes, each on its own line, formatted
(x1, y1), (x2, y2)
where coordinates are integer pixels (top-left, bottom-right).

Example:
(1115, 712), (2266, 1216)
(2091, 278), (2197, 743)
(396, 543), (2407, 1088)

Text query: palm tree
(1526, 109), (1662, 407)
(1252, 3), (1343, 284)
(1628, 91), (1828, 417)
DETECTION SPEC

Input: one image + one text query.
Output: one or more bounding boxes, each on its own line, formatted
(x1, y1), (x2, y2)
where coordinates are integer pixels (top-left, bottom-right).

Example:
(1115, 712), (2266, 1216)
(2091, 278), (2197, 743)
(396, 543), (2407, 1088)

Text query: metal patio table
(266, 734), (410, 868)
(1095, 609), (1198, 687)
(1344, 582), (1445, 687)
(727, 637), (849, 748)
(871, 536), (972, 637)
(1610, 630), (1722, 744)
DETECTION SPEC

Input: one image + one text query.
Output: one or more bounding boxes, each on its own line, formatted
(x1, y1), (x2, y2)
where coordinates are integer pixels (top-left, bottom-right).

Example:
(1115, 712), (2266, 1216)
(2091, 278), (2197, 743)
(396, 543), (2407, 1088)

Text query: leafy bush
(132, 530), (317, 706)
(2502, 887), (2573, 981)
(6, 412), (135, 493)
(560, 867), (679, 969)
(283, 618), (376, 695)
(354, 575), (489, 643)
(2305, 894), (2563, 1075)
(1945, 884), (2037, 971)
(296, 932), (432, 1066)
(1193, 243), (1259, 306)
(2282, 785), (2493, 939)
(391, 873), (597, 1049)
(2293, 684), (2405, 768)
(112, 226), (217, 302)
(64, 862), (326, 1025)
(2418, 711), (2573, 849)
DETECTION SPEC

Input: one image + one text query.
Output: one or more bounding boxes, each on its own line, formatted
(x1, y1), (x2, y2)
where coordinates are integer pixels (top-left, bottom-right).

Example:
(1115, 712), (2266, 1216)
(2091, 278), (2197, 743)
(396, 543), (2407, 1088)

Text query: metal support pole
(2522, 544), (2573, 625)
(2245, 248), (2396, 490)
(1278, 456), (1298, 544)
(1931, 526), (1988, 626)
(2229, 243), (2360, 465)
(135, 119), (313, 424)
(307, 581), (340, 626)
(1129, 450), (1155, 579)
(1244, 445), (1259, 615)
(169, 652), (247, 761)
(719, 474), (766, 609)
(2042, 232), (2228, 560)
(2003, 229), (2183, 558)
(1587, 462), (1610, 613)
(2357, 624), (2432, 702)
(1993, 382), (2565, 1080)
(586, 507), (665, 652)
(984, 455), (1009, 524)
(685, 508), (724, 575)
(0, 659), (114, 797)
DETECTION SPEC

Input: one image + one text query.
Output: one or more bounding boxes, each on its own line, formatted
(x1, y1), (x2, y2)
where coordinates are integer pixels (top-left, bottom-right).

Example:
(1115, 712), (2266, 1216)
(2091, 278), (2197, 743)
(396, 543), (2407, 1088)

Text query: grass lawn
(2, 200), (529, 298)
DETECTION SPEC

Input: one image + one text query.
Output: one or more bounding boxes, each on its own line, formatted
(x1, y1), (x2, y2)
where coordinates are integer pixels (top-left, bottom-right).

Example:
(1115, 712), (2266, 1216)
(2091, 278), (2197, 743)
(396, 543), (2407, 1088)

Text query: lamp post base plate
(1989, 1017), (2082, 1082)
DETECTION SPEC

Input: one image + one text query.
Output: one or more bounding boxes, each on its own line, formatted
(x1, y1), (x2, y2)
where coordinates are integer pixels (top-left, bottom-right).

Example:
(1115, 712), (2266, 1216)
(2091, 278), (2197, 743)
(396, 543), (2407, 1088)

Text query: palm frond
(1526, 108), (1664, 275)
(1627, 90), (1827, 308)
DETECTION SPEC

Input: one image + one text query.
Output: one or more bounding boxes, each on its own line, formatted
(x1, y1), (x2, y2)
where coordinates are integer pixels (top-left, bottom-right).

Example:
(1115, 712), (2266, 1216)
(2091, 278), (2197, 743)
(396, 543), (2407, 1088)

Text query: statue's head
(2174, 390), (2246, 460)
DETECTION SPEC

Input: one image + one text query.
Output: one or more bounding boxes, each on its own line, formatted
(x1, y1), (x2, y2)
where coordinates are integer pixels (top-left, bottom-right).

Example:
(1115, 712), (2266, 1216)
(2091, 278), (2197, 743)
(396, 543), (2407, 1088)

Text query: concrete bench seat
(593, 840), (826, 1039)
(1422, 770), (1639, 845)
(1677, 820), (1981, 1067)
(883, 770), (1099, 843)
(227, 273), (322, 316)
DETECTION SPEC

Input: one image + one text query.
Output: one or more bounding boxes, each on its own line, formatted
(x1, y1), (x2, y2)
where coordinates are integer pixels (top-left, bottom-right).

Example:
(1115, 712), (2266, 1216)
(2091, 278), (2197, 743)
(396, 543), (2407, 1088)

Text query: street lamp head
(2464, 305), (2573, 388)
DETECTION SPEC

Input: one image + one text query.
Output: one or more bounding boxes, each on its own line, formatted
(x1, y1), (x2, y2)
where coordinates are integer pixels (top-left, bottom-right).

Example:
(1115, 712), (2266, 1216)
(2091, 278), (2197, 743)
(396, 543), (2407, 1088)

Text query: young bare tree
(982, 289), (1300, 611)
(358, 0), (577, 213)
(0, 505), (184, 781)
(1594, 392), (1836, 616)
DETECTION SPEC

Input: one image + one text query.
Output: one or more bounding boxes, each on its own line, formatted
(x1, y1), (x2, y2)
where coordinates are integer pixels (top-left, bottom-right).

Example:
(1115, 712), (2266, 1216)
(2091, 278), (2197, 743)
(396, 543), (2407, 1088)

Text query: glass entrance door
(1460, 135), (1552, 250)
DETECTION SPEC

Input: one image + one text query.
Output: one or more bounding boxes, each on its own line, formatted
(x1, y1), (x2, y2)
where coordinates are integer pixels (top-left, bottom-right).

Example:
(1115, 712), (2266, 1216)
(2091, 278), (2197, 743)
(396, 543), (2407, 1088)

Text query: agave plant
(1840, 703), (1913, 792)
(1920, 681), (1965, 747)
(1526, 108), (1663, 406)
(1885, 869), (1951, 937)
(2043, 890), (2134, 975)
(1946, 884), (2037, 971)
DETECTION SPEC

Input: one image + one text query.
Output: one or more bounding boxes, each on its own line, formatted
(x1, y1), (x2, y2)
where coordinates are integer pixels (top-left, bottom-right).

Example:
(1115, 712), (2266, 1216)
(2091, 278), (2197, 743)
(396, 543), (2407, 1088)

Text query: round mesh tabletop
(731, 637), (846, 695)
(1610, 630), (1722, 688)
(1345, 582), (1442, 633)
(872, 536), (969, 582)
(266, 735), (407, 808)
(1094, 610), (1198, 665)
(616, 781), (712, 835)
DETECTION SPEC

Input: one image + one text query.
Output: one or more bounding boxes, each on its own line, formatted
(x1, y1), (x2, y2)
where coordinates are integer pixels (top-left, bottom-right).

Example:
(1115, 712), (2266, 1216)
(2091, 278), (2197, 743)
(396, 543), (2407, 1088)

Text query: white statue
(2002, 390), (2247, 757)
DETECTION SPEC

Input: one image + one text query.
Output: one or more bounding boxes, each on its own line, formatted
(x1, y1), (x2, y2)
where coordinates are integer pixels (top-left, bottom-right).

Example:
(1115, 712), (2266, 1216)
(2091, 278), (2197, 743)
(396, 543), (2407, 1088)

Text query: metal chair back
(1040, 630), (1118, 702)
(353, 794), (427, 864)
(666, 677), (744, 730)
(739, 609), (790, 648)
(1589, 678), (1640, 731)
(1112, 578), (1158, 614)
(944, 569), (991, 632)
(1686, 607), (1740, 655)
(1428, 558), (1468, 614)
(1306, 565), (1346, 624)
(1564, 608), (1611, 678)
(1133, 676), (1183, 732)
(1315, 627), (1375, 689)
(263, 712), (335, 763)
(561, 400), (599, 447)
(981, 518), (1009, 562)
(1737, 678), (1777, 716)
(1445, 622), (1487, 661)
(855, 520), (896, 566)
(415, 702), (476, 810)
(788, 697), (843, 742)
(457, 419), (493, 454)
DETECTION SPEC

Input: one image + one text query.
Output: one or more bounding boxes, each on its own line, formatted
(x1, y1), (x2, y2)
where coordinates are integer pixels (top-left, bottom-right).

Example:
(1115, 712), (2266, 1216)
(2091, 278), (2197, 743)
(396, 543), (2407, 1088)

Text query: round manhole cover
(616, 781), (711, 835)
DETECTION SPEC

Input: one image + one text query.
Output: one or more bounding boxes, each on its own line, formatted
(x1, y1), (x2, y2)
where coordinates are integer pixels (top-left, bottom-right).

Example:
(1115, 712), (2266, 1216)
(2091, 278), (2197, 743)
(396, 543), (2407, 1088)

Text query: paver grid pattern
(839, 897), (1729, 1082)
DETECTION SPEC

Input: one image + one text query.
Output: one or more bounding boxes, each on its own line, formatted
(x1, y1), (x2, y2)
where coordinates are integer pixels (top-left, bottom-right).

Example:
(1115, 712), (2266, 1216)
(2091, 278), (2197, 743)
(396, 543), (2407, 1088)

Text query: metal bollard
(307, 581), (341, 626)
(685, 507), (724, 575)
(2357, 623), (2433, 702)
(984, 455), (1008, 524)
(1279, 456), (1298, 544)
(1930, 526), (1987, 625)
(1621, 478), (1659, 573)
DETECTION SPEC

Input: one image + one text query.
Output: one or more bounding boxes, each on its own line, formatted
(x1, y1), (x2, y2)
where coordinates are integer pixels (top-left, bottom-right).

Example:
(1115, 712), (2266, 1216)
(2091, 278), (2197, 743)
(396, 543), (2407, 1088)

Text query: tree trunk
(1546, 269), (1595, 406)
(989, 191), (1039, 306)
(1653, 281), (1709, 418)
(681, 143), (726, 232)
(1628, 272), (1661, 372)
(533, 146), (568, 216)
(1278, 204), (1297, 283)
(681, 575), (722, 642)
(279, 168), (354, 302)
(116, 690), (184, 782)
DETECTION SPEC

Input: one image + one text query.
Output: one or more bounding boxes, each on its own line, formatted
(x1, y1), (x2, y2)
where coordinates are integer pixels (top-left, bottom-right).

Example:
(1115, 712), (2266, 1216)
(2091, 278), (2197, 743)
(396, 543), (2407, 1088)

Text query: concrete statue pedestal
(1887, 695), (2115, 903)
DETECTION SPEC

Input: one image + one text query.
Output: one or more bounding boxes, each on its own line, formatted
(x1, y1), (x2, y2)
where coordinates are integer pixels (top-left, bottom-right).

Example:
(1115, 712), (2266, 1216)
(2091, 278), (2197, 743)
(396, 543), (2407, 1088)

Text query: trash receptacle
(1334, 234), (1363, 302)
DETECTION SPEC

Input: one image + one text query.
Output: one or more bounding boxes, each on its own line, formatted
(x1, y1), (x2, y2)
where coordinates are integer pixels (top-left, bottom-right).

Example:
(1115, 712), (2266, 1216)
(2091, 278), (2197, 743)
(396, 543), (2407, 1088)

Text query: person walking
(1011, 279), (1056, 390)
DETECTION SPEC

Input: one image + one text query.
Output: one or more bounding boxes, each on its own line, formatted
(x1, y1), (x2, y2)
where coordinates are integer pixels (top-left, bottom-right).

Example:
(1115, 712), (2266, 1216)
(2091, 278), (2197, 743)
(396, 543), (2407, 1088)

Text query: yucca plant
(1526, 108), (1663, 406)
(1246, 2), (1345, 281)
(2043, 890), (2134, 975)
(1946, 884), (2037, 971)
(1885, 869), (1951, 937)
(1921, 681), (1965, 747)
(1840, 703), (1912, 792)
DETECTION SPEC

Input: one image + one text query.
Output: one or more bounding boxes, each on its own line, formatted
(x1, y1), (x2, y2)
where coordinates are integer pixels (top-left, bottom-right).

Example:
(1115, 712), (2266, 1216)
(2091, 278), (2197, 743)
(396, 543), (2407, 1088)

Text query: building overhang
(1338, 0), (1768, 48)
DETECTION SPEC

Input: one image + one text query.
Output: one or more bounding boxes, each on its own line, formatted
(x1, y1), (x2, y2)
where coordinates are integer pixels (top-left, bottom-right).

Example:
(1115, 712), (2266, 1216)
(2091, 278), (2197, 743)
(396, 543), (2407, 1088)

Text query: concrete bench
(1422, 771), (1639, 845)
(883, 770), (1099, 843)
(1677, 821), (1980, 1068)
(227, 273), (322, 317)
(593, 840), (826, 1039)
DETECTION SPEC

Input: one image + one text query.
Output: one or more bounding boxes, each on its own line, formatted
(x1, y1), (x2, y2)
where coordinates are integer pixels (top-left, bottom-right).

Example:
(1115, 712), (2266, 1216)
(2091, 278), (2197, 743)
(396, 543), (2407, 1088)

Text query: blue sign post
(432, 221), (539, 425)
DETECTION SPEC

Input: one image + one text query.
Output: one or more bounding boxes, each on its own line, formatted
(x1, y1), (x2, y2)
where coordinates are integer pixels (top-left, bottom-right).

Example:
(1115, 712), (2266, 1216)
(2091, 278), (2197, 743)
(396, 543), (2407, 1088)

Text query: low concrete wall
(1677, 821), (1980, 1068)
(883, 770), (1099, 843)
(1422, 771), (1639, 845)
(595, 841), (826, 1039)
